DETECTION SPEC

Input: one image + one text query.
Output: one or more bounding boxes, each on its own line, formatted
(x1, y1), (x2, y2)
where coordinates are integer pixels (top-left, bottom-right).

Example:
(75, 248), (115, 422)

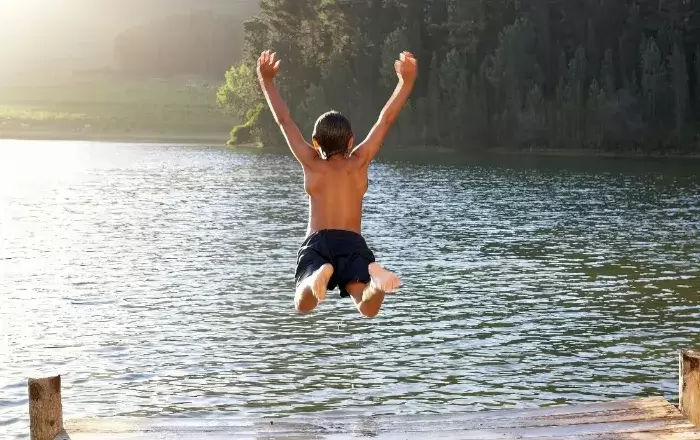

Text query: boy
(257, 49), (417, 318)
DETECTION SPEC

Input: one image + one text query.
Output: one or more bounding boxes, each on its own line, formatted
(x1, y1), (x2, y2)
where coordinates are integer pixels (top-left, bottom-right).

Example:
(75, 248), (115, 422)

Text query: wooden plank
(681, 349), (700, 426)
(28, 376), (68, 440)
(67, 421), (700, 440)
(66, 397), (700, 439)
(68, 397), (678, 432)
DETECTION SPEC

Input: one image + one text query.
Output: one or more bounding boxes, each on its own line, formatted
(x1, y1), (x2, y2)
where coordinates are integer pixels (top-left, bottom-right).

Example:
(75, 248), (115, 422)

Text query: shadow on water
(230, 144), (700, 178)
(376, 148), (700, 176)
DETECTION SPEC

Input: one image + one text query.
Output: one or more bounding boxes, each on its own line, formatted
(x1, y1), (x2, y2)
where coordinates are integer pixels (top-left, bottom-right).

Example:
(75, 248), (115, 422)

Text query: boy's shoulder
(303, 154), (367, 172)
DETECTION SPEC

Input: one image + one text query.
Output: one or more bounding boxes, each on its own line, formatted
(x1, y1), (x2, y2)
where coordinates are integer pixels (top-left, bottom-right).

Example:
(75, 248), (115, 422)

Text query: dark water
(1, 140), (698, 439)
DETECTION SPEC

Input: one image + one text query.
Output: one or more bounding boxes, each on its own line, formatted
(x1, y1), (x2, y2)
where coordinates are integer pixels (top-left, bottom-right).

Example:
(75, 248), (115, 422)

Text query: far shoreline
(487, 146), (700, 160)
(2, 131), (699, 160)
(383, 145), (700, 160)
(0, 130), (230, 146)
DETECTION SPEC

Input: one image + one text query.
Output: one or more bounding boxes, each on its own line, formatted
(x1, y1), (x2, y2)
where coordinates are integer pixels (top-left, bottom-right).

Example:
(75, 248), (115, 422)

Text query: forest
(217, 0), (700, 154)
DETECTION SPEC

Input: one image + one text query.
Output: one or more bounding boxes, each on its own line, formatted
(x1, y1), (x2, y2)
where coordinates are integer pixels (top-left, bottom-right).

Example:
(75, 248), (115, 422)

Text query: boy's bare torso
(304, 155), (368, 234)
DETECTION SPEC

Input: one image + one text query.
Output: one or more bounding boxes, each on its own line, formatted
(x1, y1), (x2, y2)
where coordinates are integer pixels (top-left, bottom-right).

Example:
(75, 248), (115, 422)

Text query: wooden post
(28, 376), (69, 440)
(680, 349), (700, 426)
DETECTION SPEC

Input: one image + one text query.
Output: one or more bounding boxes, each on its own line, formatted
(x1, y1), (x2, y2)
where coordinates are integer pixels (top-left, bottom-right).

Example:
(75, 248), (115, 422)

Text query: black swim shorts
(295, 229), (376, 297)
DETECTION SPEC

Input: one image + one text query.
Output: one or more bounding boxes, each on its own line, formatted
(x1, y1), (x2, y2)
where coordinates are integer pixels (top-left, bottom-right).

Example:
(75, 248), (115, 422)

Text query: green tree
(228, 104), (264, 146)
(618, 3), (643, 91)
(217, 0), (699, 153)
(640, 37), (665, 124)
(601, 48), (616, 96)
(670, 43), (689, 137)
(439, 49), (469, 145)
(217, 63), (260, 121)
(445, 0), (485, 57)
(585, 79), (607, 149)
(567, 46), (589, 146)
(520, 83), (545, 145)
(297, 83), (329, 136)
(381, 28), (410, 89)
(242, 17), (269, 63)
(695, 46), (700, 118)
(568, 46), (588, 110)
(426, 53), (442, 143)
(485, 17), (542, 141)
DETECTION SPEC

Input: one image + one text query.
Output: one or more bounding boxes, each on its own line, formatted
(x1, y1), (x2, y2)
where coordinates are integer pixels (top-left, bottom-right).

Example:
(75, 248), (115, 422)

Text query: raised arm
(257, 50), (317, 166)
(352, 51), (417, 164)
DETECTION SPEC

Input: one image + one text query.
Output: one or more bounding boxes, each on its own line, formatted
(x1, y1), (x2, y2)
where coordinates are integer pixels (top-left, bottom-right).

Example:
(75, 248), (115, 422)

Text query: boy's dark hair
(312, 111), (353, 158)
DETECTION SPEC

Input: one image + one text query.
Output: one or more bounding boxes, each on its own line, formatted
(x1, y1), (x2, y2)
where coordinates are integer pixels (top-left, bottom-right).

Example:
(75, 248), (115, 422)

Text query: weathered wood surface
(66, 397), (700, 439)
(681, 349), (700, 426)
(28, 376), (68, 440)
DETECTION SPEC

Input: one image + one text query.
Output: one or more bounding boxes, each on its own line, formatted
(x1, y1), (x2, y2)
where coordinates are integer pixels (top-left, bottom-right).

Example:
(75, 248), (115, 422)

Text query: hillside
(0, 0), (259, 79)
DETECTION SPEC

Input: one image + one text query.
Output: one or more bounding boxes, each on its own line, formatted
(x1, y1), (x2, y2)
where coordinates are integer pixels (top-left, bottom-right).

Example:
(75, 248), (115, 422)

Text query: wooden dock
(64, 397), (698, 439)
(28, 350), (700, 440)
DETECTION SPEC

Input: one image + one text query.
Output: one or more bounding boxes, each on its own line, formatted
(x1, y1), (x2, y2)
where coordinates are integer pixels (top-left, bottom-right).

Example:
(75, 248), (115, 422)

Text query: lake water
(1, 140), (698, 439)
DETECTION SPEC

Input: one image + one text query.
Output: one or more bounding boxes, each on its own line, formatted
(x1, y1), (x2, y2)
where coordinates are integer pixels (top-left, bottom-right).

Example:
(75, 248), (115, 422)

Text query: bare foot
(368, 263), (401, 293)
(307, 264), (334, 302)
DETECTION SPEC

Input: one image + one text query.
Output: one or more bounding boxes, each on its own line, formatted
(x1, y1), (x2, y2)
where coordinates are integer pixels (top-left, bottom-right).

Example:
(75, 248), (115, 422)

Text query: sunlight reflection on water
(1, 140), (698, 439)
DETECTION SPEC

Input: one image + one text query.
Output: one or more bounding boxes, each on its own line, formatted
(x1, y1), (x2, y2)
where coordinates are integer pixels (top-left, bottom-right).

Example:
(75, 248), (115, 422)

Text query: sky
(0, 0), (258, 77)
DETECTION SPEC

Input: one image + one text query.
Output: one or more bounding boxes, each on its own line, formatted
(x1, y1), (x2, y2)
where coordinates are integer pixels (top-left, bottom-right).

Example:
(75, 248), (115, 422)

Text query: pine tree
(521, 83), (545, 145)
(640, 37), (664, 123)
(670, 43), (689, 138)
(445, 0), (485, 56)
(242, 17), (269, 64)
(567, 46), (588, 145)
(439, 49), (469, 145)
(601, 48), (616, 96)
(695, 46), (700, 117)
(297, 83), (329, 135)
(568, 46), (588, 109)
(486, 17), (542, 140)
(381, 28), (410, 89)
(427, 53), (442, 143)
(618, 3), (642, 90)
(586, 79), (607, 149)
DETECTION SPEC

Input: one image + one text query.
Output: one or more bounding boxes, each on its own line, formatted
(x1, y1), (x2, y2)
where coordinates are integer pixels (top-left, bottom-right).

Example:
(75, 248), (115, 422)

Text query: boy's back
(304, 152), (367, 234)
(257, 49), (417, 318)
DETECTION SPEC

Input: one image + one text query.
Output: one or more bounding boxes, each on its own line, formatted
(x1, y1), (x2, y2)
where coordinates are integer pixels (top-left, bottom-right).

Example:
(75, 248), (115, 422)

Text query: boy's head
(312, 111), (354, 159)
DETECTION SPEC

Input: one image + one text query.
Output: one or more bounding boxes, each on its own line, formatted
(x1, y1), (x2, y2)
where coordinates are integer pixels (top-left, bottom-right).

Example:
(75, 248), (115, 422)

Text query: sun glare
(0, 0), (109, 77)
(0, 140), (86, 198)
(0, 0), (62, 36)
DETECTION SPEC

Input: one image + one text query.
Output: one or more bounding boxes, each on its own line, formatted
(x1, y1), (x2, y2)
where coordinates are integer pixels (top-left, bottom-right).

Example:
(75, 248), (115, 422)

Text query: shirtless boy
(257, 49), (417, 318)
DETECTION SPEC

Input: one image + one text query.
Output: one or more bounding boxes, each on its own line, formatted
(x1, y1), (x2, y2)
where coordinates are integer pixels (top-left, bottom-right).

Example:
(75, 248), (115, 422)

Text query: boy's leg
(295, 263), (334, 313)
(346, 263), (400, 318)
(346, 281), (384, 318)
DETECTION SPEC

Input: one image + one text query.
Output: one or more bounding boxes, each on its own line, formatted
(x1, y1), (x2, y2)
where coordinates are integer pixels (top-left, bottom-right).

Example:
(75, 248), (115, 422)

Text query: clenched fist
(394, 51), (418, 84)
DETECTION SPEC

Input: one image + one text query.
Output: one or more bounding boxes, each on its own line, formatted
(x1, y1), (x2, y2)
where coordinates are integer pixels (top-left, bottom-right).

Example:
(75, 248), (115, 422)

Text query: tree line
(217, 0), (700, 153)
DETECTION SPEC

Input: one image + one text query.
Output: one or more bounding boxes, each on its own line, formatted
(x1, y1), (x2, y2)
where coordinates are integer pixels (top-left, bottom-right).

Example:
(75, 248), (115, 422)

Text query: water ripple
(0, 140), (698, 439)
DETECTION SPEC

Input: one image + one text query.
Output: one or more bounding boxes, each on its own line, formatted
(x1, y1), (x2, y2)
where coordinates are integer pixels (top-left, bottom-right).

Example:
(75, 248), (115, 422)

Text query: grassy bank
(0, 73), (233, 143)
